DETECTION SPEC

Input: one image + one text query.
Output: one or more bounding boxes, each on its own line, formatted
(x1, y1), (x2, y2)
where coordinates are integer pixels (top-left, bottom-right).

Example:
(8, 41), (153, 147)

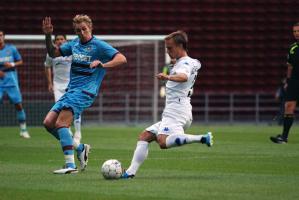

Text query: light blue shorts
(50, 89), (95, 120)
(0, 86), (22, 104)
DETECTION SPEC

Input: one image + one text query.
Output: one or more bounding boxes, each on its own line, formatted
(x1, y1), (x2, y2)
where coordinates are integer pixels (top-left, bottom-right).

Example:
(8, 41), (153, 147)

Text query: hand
(284, 78), (290, 90)
(42, 17), (54, 34)
(156, 73), (169, 80)
(0, 71), (4, 78)
(3, 62), (14, 68)
(48, 84), (53, 93)
(90, 60), (103, 68)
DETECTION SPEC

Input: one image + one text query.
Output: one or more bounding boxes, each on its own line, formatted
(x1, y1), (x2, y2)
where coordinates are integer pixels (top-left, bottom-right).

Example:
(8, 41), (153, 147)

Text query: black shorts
(285, 79), (299, 101)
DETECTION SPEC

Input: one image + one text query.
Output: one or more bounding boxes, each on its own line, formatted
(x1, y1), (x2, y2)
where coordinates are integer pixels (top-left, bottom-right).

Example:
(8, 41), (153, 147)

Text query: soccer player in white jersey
(44, 35), (82, 147)
(122, 30), (213, 179)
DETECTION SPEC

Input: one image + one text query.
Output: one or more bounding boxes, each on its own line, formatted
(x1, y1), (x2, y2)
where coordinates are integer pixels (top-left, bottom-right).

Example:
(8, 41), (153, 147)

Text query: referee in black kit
(270, 22), (299, 144)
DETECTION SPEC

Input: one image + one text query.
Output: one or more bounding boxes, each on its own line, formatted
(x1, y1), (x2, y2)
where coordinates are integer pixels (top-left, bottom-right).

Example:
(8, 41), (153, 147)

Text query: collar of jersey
(80, 36), (94, 45)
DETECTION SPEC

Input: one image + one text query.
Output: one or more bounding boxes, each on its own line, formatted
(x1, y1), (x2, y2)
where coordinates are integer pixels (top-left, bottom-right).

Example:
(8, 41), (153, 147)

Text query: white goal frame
(4, 35), (167, 124)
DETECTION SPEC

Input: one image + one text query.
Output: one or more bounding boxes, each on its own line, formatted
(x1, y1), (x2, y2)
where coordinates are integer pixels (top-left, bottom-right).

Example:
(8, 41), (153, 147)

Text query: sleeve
(287, 44), (299, 65)
(98, 40), (119, 63)
(175, 61), (191, 78)
(59, 39), (74, 57)
(12, 45), (22, 62)
(44, 54), (52, 68)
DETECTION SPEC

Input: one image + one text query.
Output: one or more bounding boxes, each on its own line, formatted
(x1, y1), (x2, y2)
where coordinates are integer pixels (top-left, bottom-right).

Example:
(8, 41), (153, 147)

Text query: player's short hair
(165, 30), (188, 50)
(293, 22), (299, 27)
(73, 14), (93, 29)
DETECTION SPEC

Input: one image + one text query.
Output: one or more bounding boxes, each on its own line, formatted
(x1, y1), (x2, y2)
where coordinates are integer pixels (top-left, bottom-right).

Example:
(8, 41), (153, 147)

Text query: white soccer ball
(101, 159), (122, 180)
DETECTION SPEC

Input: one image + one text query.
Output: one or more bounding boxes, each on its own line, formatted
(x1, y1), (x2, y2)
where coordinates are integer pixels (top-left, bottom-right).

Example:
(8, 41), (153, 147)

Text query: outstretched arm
(42, 17), (61, 58)
(3, 60), (23, 68)
(156, 72), (188, 82)
(90, 53), (127, 68)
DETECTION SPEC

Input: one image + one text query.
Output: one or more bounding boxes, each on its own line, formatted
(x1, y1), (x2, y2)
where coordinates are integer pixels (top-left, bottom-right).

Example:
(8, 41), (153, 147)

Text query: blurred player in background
(121, 30), (213, 179)
(44, 34), (82, 148)
(0, 30), (30, 139)
(272, 78), (286, 125)
(270, 22), (299, 144)
(42, 15), (127, 174)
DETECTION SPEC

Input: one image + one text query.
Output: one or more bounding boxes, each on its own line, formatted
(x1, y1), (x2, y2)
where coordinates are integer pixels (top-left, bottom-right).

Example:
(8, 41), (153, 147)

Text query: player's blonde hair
(73, 14), (93, 30)
(165, 30), (188, 50)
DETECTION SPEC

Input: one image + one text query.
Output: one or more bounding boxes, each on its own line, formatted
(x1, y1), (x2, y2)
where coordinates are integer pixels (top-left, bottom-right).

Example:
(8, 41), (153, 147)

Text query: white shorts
(146, 99), (192, 136)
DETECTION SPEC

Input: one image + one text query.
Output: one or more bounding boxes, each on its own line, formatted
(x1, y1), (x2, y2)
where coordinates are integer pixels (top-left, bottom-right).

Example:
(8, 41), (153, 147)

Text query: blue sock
(57, 127), (76, 169)
(17, 109), (26, 123)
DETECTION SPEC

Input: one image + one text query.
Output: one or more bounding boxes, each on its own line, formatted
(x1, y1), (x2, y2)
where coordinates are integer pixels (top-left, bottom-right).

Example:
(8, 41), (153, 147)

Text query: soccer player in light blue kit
(42, 15), (127, 174)
(0, 30), (30, 139)
(44, 35), (82, 148)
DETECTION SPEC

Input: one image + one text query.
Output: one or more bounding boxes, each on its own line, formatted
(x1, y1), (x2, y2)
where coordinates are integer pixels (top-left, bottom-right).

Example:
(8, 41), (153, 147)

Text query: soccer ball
(101, 159), (122, 180)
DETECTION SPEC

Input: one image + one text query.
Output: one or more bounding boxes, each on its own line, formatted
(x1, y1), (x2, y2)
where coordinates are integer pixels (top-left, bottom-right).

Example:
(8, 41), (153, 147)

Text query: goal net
(0, 35), (166, 126)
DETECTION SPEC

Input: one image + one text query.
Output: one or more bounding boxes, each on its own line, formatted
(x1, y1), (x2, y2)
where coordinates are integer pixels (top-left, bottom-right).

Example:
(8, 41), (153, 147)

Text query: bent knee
(138, 130), (156, 142)
(43, 118), (53, 129)
(156, 137), (167, 149)
(285, 102), (296, 113)
(158, 143), (167, 149)
(15, 104), (23, 111)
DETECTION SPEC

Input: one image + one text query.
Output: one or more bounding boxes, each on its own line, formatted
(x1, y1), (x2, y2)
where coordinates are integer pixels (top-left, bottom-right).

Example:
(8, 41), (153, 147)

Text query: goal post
(0, 35), (166, 126)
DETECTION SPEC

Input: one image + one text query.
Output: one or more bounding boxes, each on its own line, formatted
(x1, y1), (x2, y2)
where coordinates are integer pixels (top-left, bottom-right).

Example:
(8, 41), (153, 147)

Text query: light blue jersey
(0, 44), (22, 87)
(60, 36), (118, 96)
(51, 36), (119, 119)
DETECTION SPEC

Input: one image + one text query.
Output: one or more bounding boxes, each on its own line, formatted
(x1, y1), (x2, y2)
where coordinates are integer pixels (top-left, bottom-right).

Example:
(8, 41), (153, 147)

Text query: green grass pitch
(0, 125), (299, 200)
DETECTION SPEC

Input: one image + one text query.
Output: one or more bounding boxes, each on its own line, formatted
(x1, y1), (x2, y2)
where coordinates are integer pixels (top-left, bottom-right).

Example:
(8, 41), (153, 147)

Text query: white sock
(73, 117), (82, 148)
(20, 122), (27, 132)
(166, 134), (203, 148)
(126, 141), (149, 176)
(65, 155), (75, 168)
(68, 128), (73, 136)
(74, 116), (81, 134)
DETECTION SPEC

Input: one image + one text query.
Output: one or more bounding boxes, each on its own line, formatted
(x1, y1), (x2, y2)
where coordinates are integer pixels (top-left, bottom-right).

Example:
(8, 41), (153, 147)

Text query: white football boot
(77, 144), (91, 171)
(53, 167), (78, 174)
(20, 131), (30, 139)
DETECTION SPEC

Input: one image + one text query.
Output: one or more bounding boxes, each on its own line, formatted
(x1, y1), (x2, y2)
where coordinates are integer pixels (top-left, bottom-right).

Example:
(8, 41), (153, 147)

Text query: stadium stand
(1, 0), (297, 91)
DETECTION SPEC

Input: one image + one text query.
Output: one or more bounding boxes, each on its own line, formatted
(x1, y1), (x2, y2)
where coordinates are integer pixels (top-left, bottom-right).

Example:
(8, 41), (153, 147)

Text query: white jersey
(165, 56), (201, 102)
(44, 54), (72, 101)
(146, 56), (201, 136)
(44, 54), (72, 88)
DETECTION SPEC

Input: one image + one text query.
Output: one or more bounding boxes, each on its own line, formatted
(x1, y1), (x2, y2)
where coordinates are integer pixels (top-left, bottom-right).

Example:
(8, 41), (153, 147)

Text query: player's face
(293, 25), (299, 41)
(54, 35), (66, 47)
(165, 38), (180, 59)
(74, 22), (92, 43)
